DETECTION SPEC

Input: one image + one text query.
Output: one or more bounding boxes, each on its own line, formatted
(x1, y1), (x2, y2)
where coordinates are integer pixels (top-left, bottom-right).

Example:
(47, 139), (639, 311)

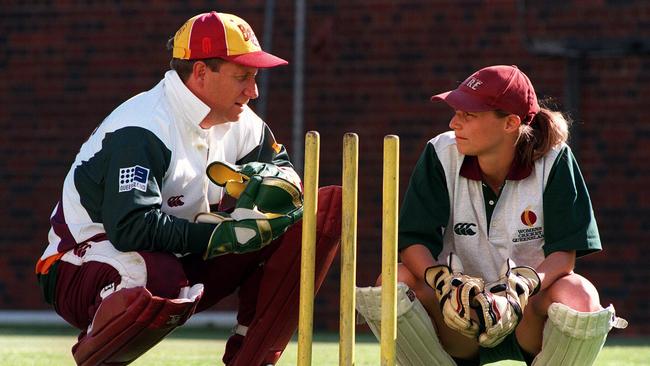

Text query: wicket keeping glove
(473, 259), (540, 348)
(197, 207), (302, 259)
(424, 253), (484, 338)
(207, 161), (302, 214)
(197, 175), (303, 259)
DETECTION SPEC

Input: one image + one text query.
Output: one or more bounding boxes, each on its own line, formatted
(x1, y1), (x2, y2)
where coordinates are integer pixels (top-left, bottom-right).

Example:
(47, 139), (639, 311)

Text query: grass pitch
(1, 325), (647, 365)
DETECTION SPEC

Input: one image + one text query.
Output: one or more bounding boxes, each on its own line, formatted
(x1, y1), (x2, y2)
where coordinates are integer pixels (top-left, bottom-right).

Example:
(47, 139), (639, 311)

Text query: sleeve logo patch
(271, 141), (282, 153)
(119, 165), (149, 193)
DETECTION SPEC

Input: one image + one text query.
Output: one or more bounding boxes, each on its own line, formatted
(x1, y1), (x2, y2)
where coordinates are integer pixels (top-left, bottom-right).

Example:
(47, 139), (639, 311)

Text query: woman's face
(448, 110), (511, 156)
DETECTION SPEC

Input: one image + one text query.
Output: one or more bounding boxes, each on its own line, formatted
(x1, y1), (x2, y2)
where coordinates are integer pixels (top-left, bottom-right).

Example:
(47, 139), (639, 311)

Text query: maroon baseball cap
(431, 65), (540, 124)
(172, 12), (288, 68)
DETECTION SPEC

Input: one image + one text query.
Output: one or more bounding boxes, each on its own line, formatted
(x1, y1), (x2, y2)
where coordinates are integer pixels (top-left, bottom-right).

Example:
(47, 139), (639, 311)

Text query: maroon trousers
(54, 186), (342, 365)
(53, 240), (279, 331)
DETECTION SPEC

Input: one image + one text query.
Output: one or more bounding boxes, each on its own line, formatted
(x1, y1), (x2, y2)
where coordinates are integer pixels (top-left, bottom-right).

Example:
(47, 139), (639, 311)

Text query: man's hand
(207, 161), (297, 194)
(197, 206), (303, 259)
(424, 253), (484, 338)
(240, 175), (302, 214)
(473, 259), (541, 348)
(198, 174), (303, 259)
(239, 162), (288, 179)
(207, 161), (302, 214)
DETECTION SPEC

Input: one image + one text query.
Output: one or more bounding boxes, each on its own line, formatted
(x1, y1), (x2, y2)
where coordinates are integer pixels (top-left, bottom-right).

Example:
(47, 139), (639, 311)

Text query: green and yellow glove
(197, 207), (302, 259)
(197, 175), (303, 259)
(206, 161), (302, 214)
(239, 161), (288, 178)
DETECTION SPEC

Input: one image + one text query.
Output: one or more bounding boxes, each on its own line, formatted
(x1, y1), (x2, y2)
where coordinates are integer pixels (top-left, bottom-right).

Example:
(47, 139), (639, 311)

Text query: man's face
(202, 61), (259, 124)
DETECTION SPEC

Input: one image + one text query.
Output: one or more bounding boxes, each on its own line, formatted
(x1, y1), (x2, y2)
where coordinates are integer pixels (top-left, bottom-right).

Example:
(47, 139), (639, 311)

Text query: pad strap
(234, 324), (249, 336)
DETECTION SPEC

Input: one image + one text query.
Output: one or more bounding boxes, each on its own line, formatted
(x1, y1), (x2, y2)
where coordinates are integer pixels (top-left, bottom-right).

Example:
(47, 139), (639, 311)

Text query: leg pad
(532, 302), (627, 366)
(226, 186), (342, 365)
(356, 283), (457, 366)
(73, 284), (203, 366)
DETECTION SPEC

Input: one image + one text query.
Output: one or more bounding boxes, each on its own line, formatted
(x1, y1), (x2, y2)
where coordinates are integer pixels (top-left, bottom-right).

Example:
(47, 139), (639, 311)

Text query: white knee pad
(532, 302), (628, 366)
(356, 283), (456, 366)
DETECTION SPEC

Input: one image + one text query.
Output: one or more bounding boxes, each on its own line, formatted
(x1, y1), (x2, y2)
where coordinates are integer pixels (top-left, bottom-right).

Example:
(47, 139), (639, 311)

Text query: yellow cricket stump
(381, 135), (399, 366)
(339, 133), (358, 366)
(298, 131), (320, 366)
(297, 132), (399, 366)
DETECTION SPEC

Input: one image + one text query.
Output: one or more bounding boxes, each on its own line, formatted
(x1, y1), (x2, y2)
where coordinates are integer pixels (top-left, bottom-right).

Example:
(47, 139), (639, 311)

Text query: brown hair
(166, 37), (224, 82)
(497, 99), (571, 167)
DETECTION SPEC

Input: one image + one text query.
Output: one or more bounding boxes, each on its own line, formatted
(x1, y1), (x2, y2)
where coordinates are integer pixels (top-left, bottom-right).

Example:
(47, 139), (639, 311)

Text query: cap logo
(237, 24), (259, 47)
(172, 12), (288, 66)
(202, 37), (212, 54)
(465, 77), (483, 90)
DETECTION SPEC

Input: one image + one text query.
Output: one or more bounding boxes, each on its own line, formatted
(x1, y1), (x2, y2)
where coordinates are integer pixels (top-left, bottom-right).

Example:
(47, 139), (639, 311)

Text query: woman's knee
(544, 273), (601, 312)
(518, 273), (602, 355)
(376, 263), (418, 287)
(375, 264), (436, 306)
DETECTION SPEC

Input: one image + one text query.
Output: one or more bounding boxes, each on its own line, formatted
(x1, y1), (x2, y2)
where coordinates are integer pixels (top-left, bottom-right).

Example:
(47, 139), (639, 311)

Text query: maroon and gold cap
(431, 65), (539, 124)
(171, 11), (288, 68)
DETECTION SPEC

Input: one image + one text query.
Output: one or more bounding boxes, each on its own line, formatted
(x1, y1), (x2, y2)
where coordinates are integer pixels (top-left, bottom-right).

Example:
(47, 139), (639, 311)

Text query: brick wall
(2, 1), (648, 335)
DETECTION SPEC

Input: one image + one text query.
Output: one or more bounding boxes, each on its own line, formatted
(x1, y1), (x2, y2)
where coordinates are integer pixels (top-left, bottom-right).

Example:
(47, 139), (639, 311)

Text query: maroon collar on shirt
(459, 155), (533, 181)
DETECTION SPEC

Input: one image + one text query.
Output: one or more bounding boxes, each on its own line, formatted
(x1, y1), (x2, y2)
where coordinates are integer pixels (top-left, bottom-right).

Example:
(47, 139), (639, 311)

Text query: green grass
(0, 326), (648, 365)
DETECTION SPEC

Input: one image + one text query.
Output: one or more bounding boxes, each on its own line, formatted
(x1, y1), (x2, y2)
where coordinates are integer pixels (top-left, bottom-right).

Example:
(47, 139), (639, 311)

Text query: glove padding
(207, 161), (302, 214)
(424, 253), (484, 338)
(473, 259), (541, 348)
(208, 161), (290, 182)
(197, 207), (303, 259)
(197, 175), (303, 259)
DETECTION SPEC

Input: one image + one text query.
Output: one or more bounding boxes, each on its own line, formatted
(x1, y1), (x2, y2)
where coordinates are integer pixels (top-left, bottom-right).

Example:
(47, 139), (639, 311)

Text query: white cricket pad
(356, 283), (456, 366)
(532, 302), (628, 366)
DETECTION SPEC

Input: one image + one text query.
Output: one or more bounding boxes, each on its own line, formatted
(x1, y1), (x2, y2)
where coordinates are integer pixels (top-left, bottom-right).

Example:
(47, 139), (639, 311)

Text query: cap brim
(431, 89), (493, 112)
(222, 51), (288, 68)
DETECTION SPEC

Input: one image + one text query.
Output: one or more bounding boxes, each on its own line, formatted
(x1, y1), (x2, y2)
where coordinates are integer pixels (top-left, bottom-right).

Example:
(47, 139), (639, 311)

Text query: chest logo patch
(520, 206), (538, 227)
(119, 165), (149, 193)
(454, 222), (477, 236)
(513, 206), (544, 243)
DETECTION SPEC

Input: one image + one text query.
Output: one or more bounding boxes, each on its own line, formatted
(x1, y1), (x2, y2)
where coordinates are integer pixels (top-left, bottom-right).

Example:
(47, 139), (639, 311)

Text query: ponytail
(515, 100), (571, 167)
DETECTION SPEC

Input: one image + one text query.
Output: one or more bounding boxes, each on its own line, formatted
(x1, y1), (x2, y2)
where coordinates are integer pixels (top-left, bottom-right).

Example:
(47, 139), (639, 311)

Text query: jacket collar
(163, 70), (210, 133)
(459, 155), (532, 181)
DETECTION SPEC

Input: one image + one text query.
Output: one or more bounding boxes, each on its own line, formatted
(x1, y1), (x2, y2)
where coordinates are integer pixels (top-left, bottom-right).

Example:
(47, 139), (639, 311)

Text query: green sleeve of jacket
(398, 142), (450, 259)
(76, 127), (213, 254)
(543, 146), (601, 257)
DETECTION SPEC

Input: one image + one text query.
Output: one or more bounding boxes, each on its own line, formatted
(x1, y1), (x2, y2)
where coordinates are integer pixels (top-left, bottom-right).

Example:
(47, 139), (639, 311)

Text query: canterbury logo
(453, 223), (477, 236)
(73, 242), (92, 257)
(167, 195), (185, 207)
